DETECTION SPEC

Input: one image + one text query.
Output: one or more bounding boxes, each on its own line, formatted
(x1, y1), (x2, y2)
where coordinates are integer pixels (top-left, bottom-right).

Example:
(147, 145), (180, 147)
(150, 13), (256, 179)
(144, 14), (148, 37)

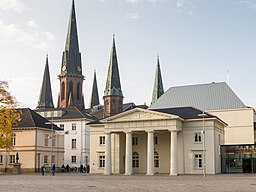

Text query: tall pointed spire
(90, 70), (100, 109)
(151, 55), (164, 104)
(37, 55), (54, 109)
(58, 0), (84, 109)
(104, 35), (123, 97)
(103, 35), (123, 118)
(61, 0), (82, 75)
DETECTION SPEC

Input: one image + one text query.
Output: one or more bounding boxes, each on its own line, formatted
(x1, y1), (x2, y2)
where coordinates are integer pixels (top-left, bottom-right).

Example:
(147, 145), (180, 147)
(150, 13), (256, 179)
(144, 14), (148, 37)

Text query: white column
(147, 131), (155, 175)
(104, 132), (111, 175)
(124, 131), (132, 175)
(170, 131), (178, 176)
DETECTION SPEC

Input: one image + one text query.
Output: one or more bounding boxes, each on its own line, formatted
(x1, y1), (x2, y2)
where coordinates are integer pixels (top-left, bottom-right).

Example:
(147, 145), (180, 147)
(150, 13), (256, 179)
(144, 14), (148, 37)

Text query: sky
(0, 0), (256, 109)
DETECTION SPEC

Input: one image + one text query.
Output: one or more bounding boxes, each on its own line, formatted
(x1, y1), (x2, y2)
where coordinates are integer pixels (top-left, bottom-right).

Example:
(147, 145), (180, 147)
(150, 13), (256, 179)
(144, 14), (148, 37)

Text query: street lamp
(198, 112), (207, 178)
(45, 115), (54, 164)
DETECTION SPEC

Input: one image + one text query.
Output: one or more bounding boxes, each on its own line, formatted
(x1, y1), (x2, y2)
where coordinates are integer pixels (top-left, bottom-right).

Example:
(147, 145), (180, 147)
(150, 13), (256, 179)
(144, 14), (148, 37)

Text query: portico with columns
(89, 107), (225, 175)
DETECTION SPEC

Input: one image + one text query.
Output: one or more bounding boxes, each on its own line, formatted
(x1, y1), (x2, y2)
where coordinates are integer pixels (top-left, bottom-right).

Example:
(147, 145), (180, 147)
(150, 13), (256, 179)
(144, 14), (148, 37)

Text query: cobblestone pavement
(1, 173), (256, 192)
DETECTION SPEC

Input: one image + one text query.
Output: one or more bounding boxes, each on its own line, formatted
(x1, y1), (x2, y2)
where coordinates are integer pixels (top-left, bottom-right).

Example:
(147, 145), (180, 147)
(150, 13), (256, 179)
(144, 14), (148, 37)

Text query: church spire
(103, 35), (123, 118)
(90, 70), (100, 109)
(104, 35), (123, 97)
(37, 55), (54, 109)
(61, 0), (82, 76)
(151, 55), (164, 104)
(58, 0), (84, 109)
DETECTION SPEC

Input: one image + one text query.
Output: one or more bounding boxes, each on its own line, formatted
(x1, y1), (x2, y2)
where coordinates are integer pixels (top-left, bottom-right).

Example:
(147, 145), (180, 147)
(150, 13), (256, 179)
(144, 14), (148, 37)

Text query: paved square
(1, 173), (256, 192)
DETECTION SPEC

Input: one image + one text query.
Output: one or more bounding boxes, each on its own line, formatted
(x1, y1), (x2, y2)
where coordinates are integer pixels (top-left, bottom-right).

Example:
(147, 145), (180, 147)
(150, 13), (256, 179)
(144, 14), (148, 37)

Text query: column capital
(124, 131), (132, 134)
(168, 129), (178, 133)
(146, 130), (154, 133)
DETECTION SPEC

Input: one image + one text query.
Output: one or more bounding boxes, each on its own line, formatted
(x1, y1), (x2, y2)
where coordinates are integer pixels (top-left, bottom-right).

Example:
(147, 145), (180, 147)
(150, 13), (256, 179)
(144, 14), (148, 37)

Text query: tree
(0, 81), (20, 149)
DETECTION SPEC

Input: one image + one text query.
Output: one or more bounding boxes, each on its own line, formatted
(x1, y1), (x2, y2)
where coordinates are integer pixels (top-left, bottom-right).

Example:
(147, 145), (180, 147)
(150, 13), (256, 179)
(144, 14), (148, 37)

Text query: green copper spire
(60, 0), (82, 75)
(37, 55), (54, 109)
(90, 70), (100, 108)
(151, 55), (164, 104)
(104, 35), (123, 97)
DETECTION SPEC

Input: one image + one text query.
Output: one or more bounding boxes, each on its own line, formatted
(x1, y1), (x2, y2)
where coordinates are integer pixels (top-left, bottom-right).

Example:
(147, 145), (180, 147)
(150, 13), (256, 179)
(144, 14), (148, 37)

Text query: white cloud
(235, 0), (256, 9)
(126, 0), (141, 4)
(0, 0), (28, 12)
(27, 20), (39, 29)
(0, 20), (55, 51)
(126, 12), (140, 19)
(176, 0), (196, 16)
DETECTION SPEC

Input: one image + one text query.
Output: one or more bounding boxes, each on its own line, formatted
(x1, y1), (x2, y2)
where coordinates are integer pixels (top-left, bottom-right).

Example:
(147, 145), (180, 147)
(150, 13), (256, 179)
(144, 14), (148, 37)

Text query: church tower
(90, 70), (100, 109)
(103, 35), (123, 118)
(151, 55), (164, 104)
(37, 55), (54, 109)
(57, 0), (84, 109)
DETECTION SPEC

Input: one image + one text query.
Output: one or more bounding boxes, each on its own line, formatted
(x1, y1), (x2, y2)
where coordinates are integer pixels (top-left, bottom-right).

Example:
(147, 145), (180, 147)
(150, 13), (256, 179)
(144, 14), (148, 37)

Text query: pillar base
(169, 173), (178, 176)
(146, 173), (155, 176)
(13, 163), (21, 174)
(124, 173), (132, 176)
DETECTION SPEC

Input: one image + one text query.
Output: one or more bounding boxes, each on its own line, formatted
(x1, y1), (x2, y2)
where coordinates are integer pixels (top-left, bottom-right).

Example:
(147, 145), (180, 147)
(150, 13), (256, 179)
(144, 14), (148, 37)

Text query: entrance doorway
(242, 159), (252, 173)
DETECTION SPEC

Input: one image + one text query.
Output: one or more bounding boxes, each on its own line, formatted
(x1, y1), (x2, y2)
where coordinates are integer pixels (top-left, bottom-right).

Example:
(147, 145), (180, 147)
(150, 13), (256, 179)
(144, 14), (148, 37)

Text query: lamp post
(45, 115), (54, 165)
(198, 112), (207, 178)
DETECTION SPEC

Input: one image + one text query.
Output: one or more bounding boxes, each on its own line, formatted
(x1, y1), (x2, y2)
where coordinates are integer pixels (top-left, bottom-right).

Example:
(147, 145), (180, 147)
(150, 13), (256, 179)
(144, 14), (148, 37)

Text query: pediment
(102, 108), (180, 123)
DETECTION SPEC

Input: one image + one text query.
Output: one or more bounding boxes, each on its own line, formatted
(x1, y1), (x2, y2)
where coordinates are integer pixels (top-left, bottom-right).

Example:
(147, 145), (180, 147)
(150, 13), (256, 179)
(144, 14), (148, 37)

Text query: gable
(101, 108), (180, 123)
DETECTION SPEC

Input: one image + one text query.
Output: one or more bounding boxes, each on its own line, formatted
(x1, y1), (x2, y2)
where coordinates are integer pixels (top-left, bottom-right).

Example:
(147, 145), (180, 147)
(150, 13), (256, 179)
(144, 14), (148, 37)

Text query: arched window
(154, 151), (159, 168)
(69, 81), (73, 97)
(61, 82), (65, 101)
(77, 82), (80, 100)
(132, 152), (139, 168)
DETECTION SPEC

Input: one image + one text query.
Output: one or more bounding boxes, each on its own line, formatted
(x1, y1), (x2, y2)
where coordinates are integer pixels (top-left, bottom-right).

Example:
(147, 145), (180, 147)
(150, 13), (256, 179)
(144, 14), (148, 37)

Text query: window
(154, 151), (159, 168)
(52, 135), (56, 147)
(11, 134), (16, 146)
(44, 134), (49, 146)
(52, 155), (55, 164)
(132, 137), (138, 145)
(154, 136), (158, 145)
(99, 154), (105, 168)
(72, 123), (76, 131)
(194, 154), (202, 169)
(72, 139), (76, 149)
(71, 156), (76, 163)
(0, 155), (3, 164)
(9, 155), (15, 164)
(99, 136), (105, 145)
(60, 124), (64, 129)
(61, 82), (65, 100)
(44, 155), (48, 164)
(194, 132), (202, 143)
(132, 152), (139, 168)
(77, 82), (80, 100)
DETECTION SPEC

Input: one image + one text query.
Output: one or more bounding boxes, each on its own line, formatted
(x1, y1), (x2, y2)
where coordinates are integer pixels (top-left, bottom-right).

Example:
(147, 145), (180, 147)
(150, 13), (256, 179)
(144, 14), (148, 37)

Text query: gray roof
(149, 82), (247, 111)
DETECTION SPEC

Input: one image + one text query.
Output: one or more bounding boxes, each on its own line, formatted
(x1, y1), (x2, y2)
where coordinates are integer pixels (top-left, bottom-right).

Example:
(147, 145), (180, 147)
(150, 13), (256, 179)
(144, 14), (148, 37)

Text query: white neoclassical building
(89, 107), (226, 175)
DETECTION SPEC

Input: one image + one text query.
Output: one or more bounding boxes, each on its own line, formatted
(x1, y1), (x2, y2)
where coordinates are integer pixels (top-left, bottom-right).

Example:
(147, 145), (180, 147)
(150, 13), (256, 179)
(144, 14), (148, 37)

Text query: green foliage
(0, 81), (20, 149)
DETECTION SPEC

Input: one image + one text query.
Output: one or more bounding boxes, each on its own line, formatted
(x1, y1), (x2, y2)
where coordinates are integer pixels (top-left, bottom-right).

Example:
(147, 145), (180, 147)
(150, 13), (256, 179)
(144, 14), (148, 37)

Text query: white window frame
(194, 132), (202, 143)
(194, 154), (202, 169)
(44, 155), (48, 164)
(132, 137), (138, 145)
(11, 134), (16, 146)
(99, 154), (105, 168)
(71, 139), (76, 149)
(71, 156), (76, 163)
(44, 134), (49, 146)
(52, 135), (56, 147)
(132, 152), (139, 168)
(72, 123), (76, 131)
(99, 136), (105, 145)
(9, 155), (15, 164)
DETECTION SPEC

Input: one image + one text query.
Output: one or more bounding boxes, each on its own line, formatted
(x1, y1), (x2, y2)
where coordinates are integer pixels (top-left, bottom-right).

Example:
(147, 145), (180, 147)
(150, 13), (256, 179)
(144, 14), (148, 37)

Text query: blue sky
(0, 0), (256, 109)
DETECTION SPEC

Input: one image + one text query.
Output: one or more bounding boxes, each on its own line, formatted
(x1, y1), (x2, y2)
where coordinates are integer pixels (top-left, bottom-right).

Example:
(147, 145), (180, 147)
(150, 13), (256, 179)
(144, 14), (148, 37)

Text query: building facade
(0, 108), (64, 173)
(89, 107), (225, 175)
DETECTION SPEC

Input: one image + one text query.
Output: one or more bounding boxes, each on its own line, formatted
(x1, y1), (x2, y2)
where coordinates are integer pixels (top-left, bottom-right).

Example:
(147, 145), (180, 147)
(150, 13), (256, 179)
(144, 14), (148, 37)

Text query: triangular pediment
(101, 108), (180, 123)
